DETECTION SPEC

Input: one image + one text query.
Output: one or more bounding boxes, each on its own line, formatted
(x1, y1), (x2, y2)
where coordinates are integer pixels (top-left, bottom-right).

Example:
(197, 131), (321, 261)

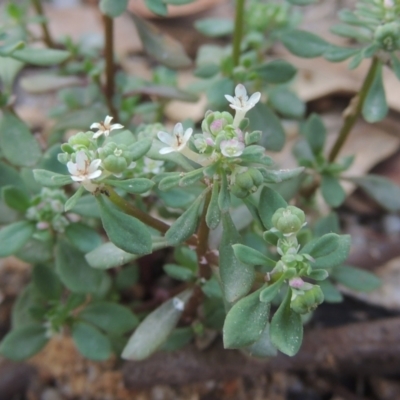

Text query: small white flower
(225, 84), (261, 114)
(67, 151), (102, 191)
(172, 297), (185, 311)
(143, 157), (164, 174)
(90, 115), (124, 139)
(220, 139), (245, 158)
(157, 123), (193, 154)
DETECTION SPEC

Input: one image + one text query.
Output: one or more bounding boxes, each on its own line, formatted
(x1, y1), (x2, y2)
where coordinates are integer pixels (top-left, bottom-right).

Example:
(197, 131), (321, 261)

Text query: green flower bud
(290, 285), (324, 314)
(248, 168), (263, 186)
(374, 22), (400, 52)
(202, 111), (233, 136)
(57, 153), (69, 164)
(230, 184), (249, 199)
(68, 131), (92, 148)
(271, 206), (306, 235)
(98, 143), (134, 174)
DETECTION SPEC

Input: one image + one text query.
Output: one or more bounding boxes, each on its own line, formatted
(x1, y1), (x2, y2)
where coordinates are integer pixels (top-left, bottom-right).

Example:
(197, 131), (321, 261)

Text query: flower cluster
(26, 188), (70, 233)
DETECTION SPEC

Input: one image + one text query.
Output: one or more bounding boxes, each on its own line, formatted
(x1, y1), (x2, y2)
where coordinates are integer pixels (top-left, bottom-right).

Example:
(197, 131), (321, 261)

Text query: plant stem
(103, 15), (119, 120)
(31, 0), (55, 48)
(103, 185), (197, 246)
(196, 190), (212, 280)
(232, 0), (245, 67)
(328, 57), (380, 163)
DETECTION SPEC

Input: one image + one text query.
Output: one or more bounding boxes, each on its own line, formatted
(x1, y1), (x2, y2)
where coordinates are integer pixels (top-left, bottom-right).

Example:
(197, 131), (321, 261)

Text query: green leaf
(270, 288), (303, 356)
(223, 289), (270, 349)
(390, 53), (400, 80)
(163, 263), (195, 281)
(219, 213), (255, 303)
(319, 280), (343, 303)
(85, 242), (137, 270)
(0, 325), (48, 361)
(194, 63), (220, 78)
(331, 265), (381, 292)
(160, 327), (194, 352)
(206, 180), (221, 229)
(218, 173), (230, 212)
(0, 112), (41, 167)
(302, 234), (351, 269)
(71, 195), (100, 218)
(362, 61), (387, 123)
(99, 0), (128, 17)
(321, 174), (346, 207)
(259, 280), (284, 303)
(65, 222), (103, 254)
(313, 212), (340, 236)
(207, 77), (235, 109)
(122, 290), (192, 360)
(128, 138), (152, 160)
(245, 322), (277, 358)
(324, 45), (359, 62)
(55, 239), (105, 293)
(104, 178), (154, 194)
(304, 113), (326, 154)
(0, 162), (24, 190)
(33, 169), (73, 187)
(64, 185), (84, 212)
(79, 302), (138, 334)
(248, 102), (285, 151)
(11, 284), (40, 329)
(72, 321), (112, 361)
(2, 185), (30, 212)
(286, 0), (316, 4)
(20, 74), (83, 94)
(263, 167), (304, 184)
(131, 14), (191, 68)
(97, 196), (152, 255)
(348, 175), (400, 212)
(232, 244), (275, 269)
(144, 0), (167, 15)
(195, 18), (233, 37)
(281, 30), (329, 58)
(32, 264), (62, 301)
(179, 168), (205, 187)
(15, 237), (53, 264)
(269, 88), (305, 119)
(165, 194), (203, 245)
(254, 59), (297, 84)
(258, 186), (287, 230)
(308, 269), (329, 281)
(11, 48), (70, 66)
(309, 233), (342, 258)
(0, 221), (35, 257)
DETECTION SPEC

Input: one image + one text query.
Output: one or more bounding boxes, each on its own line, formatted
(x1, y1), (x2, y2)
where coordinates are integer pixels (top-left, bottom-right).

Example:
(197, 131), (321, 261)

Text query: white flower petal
(75, 151), (88, 169)
(173, 123), (184, 136)
(158, 131), (174, 146)
(71, 175), (84, 182)
(88, 170), (102, 180)
(182, 127), (193, 143)
(110, 123), (124, 131)
(104, 115), (113, 126)
(159, 147), (175, 154)
(67, 161), (78, 175)
(92, 130), (102, 139)
(248, 92), (261, 107)
(89, 159), (102, 171)
(235, 84), (247, 98)
(225, 94), (234, 103)
(90, 122), (101, 130)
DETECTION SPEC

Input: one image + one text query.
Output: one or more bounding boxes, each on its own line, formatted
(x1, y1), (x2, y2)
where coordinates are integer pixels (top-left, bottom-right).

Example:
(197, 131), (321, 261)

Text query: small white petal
(182, 127), (193, 143)
(75, 151), (88, 169)
(225, 94), (235, 103)
(67, 161), (78, 175)
(158, 131), (174, 146)
(92, 130), (102, 139)
(71, 175), (84, 182)
(248, 92), (261, 107)
(110, 123), (124, 131)
(235, 84), (247, 98)
(88, 170), (102, 180)
(173, 123), (184, 136)
(104, 115), (113, 125)
(159, 147), (175, 154)
(90, 122), (101, 130)
(89, 159), (102, 171)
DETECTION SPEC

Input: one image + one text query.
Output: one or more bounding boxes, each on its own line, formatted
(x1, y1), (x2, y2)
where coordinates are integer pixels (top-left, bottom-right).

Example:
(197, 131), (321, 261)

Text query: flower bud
(290, 285), (324, 314)
(374, 22), (400, 52)
(202, 111), (233, 136)
(271, 206), (306, 235)
(98, 143), (134, 174)
(68, 131), (92, 149)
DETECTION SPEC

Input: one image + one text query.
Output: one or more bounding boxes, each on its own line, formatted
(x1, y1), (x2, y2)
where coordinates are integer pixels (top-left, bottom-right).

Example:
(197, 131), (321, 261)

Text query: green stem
(31, 0), (55, 48)
(103, 185), (197, 246)
(103, 15), (119, 120)
(232, 0), (245, 67)
(328, 57), (380, 163)
(196, 190), (212, 280)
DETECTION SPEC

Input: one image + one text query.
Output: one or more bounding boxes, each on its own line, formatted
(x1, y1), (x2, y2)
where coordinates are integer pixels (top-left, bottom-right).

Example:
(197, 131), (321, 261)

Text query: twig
(30, 0), (55, 48)
(232, 0), (245, 67)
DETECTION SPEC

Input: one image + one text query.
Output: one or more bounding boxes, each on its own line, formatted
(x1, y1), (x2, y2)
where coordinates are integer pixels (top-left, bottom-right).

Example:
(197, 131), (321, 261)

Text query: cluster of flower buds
(266, 206), (324, 315)
(26, 188), (70, 233)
